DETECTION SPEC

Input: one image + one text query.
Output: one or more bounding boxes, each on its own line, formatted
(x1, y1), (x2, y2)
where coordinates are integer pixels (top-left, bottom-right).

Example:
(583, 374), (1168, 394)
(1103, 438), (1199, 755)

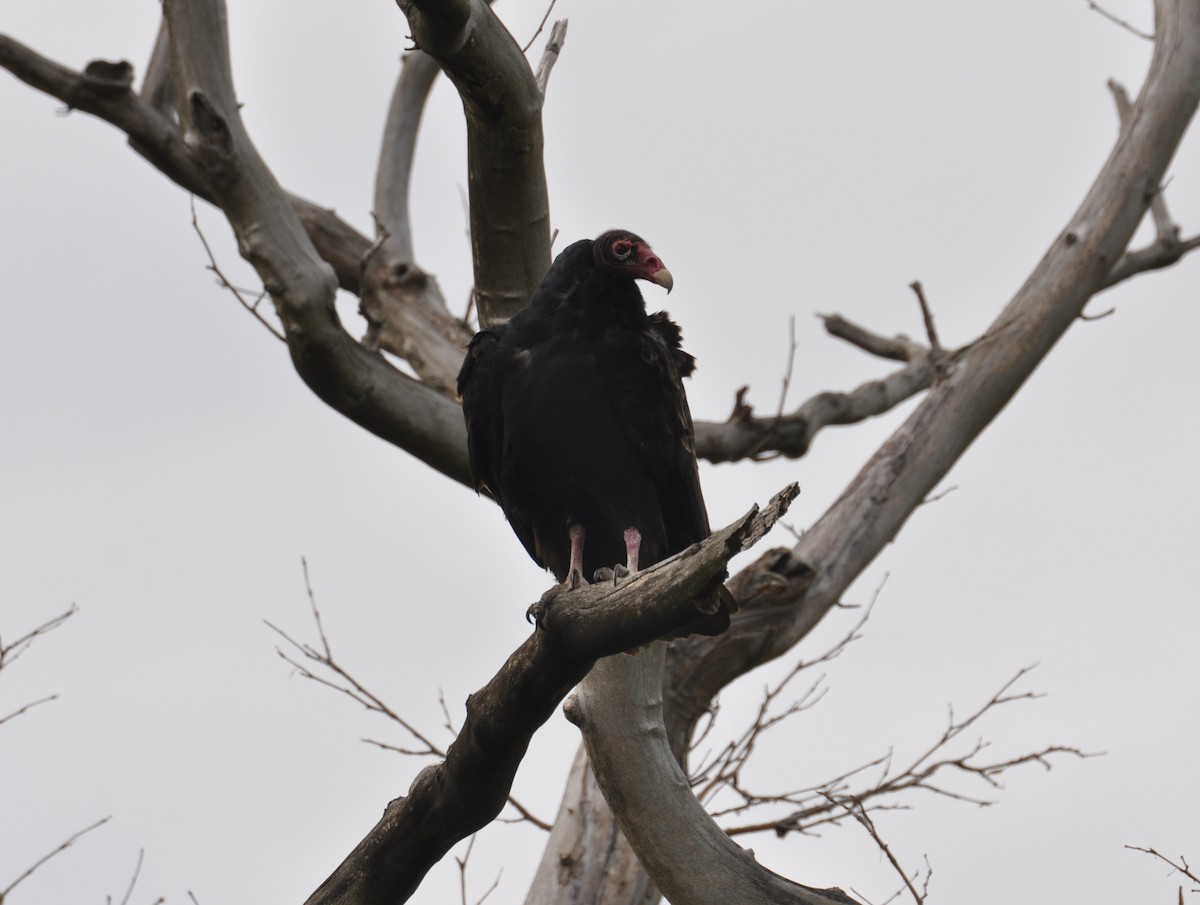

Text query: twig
(776, 314), (799, 419)
(824, 795), (928, 905)
(522, 0), (558, 52)
(268, 560), (550, 830)
(1084, 1), (1154, 40)
(114, 848), (148, 905)
(908, 281), (942, 358)
(496, 797), (554, 831)
(1079, 305), (1117, 321)
(300, 556), (332, 659)
(0, 604), (77, 671)
(720, 664), (1097, 838)
(697, 313), (941, 464)
(359, 216), (393, 352)
(0, 693), (59, 728)
(265, 562), (444, 757)
(189, 196), (287, 342)
(693, 585), (878, 807)
(747, 315), (801, 461)
(454, 835), (503, 905)
(439, 688), (457, 735)
(918, 485), (958, 507)
(1126, 845), (1200, 891)
(0, 605), (77, 726)
(1, 816), (111, 899)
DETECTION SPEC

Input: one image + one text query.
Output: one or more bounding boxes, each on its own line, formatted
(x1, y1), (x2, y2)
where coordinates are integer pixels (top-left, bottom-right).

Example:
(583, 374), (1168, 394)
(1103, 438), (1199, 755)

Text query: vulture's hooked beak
(648, 267), (674, 294)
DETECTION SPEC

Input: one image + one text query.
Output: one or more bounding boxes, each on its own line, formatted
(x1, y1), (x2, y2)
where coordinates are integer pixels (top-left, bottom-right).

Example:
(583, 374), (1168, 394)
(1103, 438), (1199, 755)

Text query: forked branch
(303, 488), (796, 905)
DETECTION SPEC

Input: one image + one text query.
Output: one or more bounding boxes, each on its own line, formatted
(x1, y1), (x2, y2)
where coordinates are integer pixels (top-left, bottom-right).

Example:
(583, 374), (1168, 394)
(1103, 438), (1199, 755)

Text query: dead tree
(1, 1), (1199, 903)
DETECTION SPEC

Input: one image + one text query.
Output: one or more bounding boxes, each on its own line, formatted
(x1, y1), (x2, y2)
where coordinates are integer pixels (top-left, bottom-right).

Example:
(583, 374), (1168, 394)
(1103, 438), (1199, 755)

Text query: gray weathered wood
(563, 4), (1200, 903)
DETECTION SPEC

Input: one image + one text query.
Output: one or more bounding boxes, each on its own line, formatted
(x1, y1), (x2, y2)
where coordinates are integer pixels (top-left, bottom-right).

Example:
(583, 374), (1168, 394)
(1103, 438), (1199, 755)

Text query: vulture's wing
(457, 326), (545, 569)
(457, 328), (504, 499)
(599, 314), (711, 552)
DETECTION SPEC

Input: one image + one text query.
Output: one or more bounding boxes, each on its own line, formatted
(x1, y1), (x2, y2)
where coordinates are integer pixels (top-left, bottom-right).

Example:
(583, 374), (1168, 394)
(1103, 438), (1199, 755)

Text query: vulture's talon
(612, 564), (630, 584)
(526, 601), (544, 627)
(566, 569), (588, 590)
(592, 567), (615, 583)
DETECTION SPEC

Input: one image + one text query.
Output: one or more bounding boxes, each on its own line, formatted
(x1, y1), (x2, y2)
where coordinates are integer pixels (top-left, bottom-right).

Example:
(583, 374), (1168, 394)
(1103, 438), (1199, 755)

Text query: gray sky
(2, 1), (1197, 903)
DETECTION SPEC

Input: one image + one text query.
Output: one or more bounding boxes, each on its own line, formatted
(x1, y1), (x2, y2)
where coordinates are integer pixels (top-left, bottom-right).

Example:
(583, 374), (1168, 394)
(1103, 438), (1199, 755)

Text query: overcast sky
(2, 2), (1198, 904)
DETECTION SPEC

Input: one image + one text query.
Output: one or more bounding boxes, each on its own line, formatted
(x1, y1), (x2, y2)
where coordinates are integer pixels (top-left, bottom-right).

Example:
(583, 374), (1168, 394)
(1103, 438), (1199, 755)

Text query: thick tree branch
(398, 0), (552, 325)
(374, 50), (439, 263)
(303, 492), (794, 905)
(0, 32), (376, 294)
(567, 644), (855, 905)
(139, 19), (174, 115)
(365, 50), (474, 396)
(140, 0), (473, 489)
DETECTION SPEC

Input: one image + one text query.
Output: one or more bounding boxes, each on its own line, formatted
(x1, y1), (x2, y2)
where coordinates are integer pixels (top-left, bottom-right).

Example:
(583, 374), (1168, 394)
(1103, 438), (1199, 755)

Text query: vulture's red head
(593, 230), (674, 293)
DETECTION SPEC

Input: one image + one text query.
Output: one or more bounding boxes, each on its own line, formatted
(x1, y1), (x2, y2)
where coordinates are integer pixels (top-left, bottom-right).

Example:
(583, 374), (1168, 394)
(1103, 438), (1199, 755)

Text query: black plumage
(457, 230), (713, 589)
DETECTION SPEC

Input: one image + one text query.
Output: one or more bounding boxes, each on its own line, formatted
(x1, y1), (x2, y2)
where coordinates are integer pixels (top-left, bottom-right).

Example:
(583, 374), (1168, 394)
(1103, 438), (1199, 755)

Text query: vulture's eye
(612, 242), (632, 260)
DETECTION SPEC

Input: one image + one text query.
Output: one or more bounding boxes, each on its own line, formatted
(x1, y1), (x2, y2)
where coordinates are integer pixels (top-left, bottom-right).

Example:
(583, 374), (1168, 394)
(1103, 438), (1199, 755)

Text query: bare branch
(274, 560), (553, 831)
(667, 1), (1200, 740)
(267, 621), (445, 759)
(0, 33), (373, 293)
(303, 490), (795, 905)
(1100, 77), (1200, 291)
(907, 281), (943, 359)
(1126, 845), (1200, 891)
(454, 836), (502, 905)
(399, 0), (552, 325)
(0, 603), (77, 671)
(1084, 0), (1154, 40)
(534, 20), (569, 98)
(691, 589), (878, 808)
(0, 26), (474, 404)
(0, 693), (59, 728)
(1, 816), (111, 899)
(374, 50), (439, 261)
(823, 795), (928, 905)
(189, 196), (286, 340)
(820, 314), (928, 362)
(156, 0), (473, 486)
(722, 667), (1095, 840)
(114, 849), (148, 905)
(498, 798), (553, 832)
(695, 320), (936, 464)
(773, 315), (799, 419)
(522, 0), (558, 53)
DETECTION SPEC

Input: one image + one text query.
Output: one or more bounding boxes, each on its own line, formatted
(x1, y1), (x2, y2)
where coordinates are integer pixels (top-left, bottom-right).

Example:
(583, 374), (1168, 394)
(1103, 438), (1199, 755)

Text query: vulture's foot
(592, 564), (631, 586)
(565, 568), (588, 590)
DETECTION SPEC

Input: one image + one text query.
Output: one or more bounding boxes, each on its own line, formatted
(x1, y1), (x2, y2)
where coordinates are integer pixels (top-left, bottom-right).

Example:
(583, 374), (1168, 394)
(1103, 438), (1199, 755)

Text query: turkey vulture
(457, 230), (718, 600)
